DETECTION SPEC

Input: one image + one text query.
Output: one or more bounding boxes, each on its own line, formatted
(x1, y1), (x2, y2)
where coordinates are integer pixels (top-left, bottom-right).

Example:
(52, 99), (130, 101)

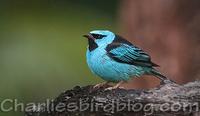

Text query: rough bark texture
(25, 81), (200, 116)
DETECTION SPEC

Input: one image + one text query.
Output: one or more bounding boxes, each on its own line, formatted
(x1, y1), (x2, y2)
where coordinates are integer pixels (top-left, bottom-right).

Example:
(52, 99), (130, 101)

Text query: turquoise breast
(86, 46), (145, 82)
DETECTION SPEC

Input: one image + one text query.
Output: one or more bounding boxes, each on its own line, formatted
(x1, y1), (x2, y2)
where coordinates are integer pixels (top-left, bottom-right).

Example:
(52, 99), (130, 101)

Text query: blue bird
(83, 30), (173, 89)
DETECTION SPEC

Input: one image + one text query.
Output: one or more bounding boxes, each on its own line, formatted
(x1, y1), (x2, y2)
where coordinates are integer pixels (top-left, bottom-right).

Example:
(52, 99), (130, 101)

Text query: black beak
(83, 34), (89, 38)
(83, 34), (95, 40)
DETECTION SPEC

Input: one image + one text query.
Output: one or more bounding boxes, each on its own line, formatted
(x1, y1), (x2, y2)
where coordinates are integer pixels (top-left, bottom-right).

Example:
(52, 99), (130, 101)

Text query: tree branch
(25, 81), (200, 116)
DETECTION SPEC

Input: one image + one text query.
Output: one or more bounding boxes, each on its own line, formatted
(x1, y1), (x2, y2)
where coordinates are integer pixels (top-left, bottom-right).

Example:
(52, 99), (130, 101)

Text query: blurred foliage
(0, 0), (119, 115)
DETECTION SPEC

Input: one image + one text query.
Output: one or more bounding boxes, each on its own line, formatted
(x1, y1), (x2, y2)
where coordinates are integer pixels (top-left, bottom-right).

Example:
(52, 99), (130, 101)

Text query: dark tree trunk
(119, 0), (200, 88)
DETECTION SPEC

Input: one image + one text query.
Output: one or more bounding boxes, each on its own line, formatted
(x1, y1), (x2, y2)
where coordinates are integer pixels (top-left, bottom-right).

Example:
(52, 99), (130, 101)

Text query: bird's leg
(105, 81), (125, 90)
(93, 82), (110, 89)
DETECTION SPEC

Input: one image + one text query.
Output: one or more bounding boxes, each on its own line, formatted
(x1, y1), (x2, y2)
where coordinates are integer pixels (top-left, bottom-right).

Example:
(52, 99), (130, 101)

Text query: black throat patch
(88, 38), (98, 52)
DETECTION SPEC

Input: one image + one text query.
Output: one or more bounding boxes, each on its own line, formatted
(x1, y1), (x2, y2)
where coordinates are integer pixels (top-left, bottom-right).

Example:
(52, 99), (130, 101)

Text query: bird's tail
(150, 69), (175, 83)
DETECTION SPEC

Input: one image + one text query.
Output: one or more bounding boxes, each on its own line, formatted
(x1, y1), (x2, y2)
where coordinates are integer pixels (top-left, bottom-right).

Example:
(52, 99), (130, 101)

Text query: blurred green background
(0, 0), (119, 115)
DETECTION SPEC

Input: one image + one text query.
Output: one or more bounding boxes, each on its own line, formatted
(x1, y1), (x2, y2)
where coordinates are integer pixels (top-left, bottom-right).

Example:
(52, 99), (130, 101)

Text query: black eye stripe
(91, 34), (106, 39)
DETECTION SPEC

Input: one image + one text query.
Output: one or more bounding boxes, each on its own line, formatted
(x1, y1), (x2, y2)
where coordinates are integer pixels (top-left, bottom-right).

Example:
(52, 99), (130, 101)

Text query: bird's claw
(105, 86), (124, 90)
(105, 81), (125, 90)
(93, 82), (109, 89)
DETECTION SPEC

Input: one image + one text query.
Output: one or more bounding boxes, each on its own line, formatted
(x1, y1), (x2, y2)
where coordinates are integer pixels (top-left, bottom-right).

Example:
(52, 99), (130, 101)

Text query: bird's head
(83, 30), (115, 51)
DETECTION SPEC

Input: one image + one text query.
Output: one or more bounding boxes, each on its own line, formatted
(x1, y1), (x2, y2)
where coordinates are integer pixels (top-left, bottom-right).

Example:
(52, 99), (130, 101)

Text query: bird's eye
(91, 34), (106, 39)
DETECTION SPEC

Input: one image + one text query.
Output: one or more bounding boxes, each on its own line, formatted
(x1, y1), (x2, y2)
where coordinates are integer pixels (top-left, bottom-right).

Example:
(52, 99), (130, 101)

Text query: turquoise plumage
(83, 30), (172, 89)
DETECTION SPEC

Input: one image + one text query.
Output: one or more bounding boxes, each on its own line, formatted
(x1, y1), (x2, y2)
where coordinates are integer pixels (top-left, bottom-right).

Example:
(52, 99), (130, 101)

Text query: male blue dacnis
(83, 30), (174, 89)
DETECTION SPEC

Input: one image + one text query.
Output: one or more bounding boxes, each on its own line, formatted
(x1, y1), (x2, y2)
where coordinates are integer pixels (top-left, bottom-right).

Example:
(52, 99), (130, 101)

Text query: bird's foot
(93, 82), (109, 89)
(105, 81), (124, 90)
(105, 86), (124, 90)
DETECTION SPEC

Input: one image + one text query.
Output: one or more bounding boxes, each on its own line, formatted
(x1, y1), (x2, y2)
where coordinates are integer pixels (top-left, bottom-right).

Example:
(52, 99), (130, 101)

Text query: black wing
(106, 35), (159, 67)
